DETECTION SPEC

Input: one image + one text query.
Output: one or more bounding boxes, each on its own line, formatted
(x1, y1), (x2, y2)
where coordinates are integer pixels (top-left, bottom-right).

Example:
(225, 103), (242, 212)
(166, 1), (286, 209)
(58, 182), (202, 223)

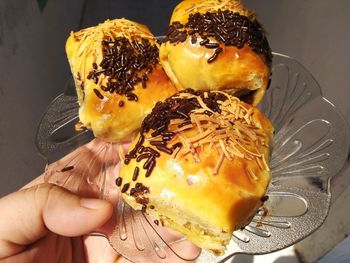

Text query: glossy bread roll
(118, 90), (273, 255)
(159, 0), (272, 105)
(66, 19), (177, 142)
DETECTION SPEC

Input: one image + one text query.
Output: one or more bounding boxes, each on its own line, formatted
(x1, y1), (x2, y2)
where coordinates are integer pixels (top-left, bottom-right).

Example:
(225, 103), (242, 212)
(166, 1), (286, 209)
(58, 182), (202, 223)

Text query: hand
(0, 183), (113, 262)
(0, 139), (199, 262)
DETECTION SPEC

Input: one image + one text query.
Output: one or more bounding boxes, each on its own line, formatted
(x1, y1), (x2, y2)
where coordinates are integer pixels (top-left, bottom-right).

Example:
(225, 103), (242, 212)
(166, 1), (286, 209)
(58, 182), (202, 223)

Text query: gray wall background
(0, 0), (349, 197)
(0, 0), (84, 196)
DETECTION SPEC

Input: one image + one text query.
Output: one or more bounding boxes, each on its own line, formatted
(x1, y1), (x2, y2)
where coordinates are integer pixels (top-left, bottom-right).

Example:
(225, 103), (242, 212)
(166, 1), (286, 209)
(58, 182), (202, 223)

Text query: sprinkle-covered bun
(159, 0), (272, 105)
(66, 19), (177, 142)
(118, 89), (273, 255)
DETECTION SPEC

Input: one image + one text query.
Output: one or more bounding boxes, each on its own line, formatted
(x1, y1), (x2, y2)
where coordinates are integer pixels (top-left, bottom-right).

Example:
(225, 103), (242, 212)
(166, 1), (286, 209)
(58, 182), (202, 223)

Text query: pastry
(159, 0), (272, 105)
(66, 19), (177, 142)
(118, 89), (273, 255)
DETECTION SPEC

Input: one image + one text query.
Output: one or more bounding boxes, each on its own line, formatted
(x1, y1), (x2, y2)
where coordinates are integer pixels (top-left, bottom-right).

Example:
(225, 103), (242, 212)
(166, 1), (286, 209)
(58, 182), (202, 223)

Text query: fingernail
(80, 198), (106, 209)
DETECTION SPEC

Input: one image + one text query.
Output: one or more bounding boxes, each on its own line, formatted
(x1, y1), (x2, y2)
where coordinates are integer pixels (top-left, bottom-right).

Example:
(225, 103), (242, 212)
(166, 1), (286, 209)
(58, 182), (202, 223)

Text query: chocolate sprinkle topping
(93, 88), (104, 99)
(115, 177), (123, 187)
(136, 153), (152, 162)
(164, 10), (272, 64)
(131, 183), (149, 196)
(121, 183), (130, 193)
(87, 36), (159, 101)
(155, 145), (173, 155)
(132, 167), (140, 181)
(130, 188), (136, 196)
(143, 156), (155, 169)
(261, 195), (269, 202)
(131, 183), (150, 205)
(124, 89), (228, 178)
(145, 159), (156, 177)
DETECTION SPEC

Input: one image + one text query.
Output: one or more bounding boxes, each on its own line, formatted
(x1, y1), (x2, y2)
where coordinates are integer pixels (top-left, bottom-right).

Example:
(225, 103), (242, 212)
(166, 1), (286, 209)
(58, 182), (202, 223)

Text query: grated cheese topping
(163, 91), (270, 176)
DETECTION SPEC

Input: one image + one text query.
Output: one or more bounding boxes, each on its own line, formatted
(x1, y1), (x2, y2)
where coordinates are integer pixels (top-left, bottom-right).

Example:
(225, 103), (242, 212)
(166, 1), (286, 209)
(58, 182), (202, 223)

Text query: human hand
(0, 139), (199, 262)
(0, 183), (113, 262)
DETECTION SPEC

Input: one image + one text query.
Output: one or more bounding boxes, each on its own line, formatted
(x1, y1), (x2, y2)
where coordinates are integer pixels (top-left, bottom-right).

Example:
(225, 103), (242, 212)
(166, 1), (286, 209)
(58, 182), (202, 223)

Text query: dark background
(0, 0), (349, 196)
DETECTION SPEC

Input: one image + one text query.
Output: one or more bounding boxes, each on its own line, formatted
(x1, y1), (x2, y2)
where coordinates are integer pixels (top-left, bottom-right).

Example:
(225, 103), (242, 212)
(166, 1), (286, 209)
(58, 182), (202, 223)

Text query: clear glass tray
(36, 53), (350, 262)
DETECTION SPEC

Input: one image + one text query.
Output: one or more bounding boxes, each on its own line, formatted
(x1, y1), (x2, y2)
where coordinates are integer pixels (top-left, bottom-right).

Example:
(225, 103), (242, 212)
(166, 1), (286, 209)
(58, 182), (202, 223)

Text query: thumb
(0, 183), (113, 258)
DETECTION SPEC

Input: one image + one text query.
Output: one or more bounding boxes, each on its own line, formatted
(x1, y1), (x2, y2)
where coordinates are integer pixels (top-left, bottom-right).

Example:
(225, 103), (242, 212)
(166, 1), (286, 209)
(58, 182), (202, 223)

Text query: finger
(0, 183), (113, 258)
(5, 234), (76, 263)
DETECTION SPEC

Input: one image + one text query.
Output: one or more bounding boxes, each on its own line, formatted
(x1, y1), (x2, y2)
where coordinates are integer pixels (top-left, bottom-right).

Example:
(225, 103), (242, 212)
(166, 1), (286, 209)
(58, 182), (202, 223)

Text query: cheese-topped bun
(66, 19), (177, 142)
(118, 89), (273, 255)
(159, 0), (272, 105)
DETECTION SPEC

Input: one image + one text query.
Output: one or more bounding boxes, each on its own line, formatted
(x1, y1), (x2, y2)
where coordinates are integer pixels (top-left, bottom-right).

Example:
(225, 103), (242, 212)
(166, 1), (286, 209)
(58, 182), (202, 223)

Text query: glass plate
(36, 53), (350, 262)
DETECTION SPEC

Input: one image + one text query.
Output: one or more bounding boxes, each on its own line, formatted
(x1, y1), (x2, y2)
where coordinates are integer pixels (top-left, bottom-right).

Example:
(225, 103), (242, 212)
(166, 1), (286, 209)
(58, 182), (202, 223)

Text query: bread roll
(118, 89), (273, 255)
(66, 19), (177, 142)
(159, 0), (272, 105)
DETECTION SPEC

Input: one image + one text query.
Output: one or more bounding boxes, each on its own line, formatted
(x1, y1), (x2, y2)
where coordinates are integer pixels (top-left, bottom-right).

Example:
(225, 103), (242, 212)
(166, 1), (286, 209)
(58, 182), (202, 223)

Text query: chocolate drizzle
(164, 10), (272, 64)
(87, 37), (159, 103)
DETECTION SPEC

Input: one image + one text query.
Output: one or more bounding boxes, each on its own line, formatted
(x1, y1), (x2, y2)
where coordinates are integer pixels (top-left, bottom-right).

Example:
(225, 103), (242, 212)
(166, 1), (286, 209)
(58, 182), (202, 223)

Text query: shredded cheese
(213, 151), (225, 175)
(246, 167), (258, 181)
(71, 19), (155, 96)
(166, 91), (270, 177)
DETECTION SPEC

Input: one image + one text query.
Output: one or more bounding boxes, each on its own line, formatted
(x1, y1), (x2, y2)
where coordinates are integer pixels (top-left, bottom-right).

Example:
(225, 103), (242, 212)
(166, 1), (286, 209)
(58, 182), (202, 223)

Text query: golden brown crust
(119, 90), (273, 254)
(171, 0), (253, 23)
(159, 0), (271, 106)
(66, 19), (177, 142)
